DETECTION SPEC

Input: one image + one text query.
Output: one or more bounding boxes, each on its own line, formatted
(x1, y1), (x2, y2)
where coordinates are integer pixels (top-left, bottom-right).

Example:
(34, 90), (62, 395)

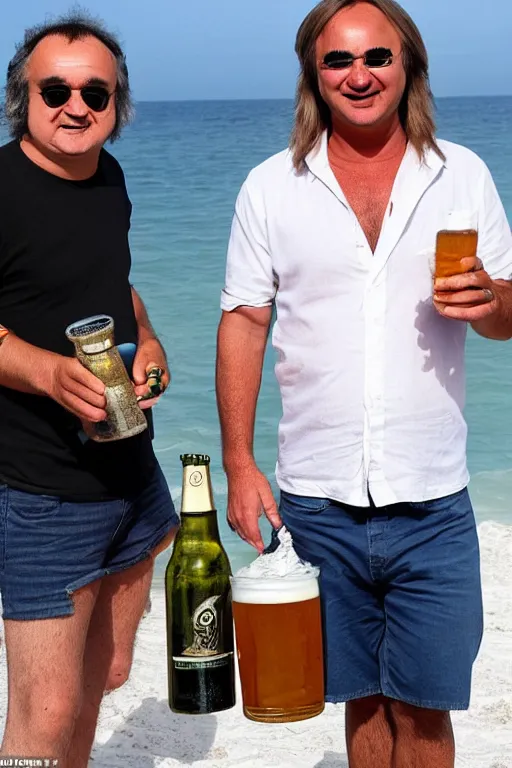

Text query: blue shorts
(279, 487), (483, 711)
(0, 463), (179, 620)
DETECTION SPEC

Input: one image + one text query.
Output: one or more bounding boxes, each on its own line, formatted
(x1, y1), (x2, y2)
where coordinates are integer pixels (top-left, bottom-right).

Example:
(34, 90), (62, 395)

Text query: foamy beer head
(231, 573), (319, 605)
(231, 530), (324, 724)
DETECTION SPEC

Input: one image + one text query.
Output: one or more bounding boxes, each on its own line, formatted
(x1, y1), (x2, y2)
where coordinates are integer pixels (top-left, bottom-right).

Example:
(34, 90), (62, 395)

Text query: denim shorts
(279, 487), (483, 711)
(0, 463), (179, 620)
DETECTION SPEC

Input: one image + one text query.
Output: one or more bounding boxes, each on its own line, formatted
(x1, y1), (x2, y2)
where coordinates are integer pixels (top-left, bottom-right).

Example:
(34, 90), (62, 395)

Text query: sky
(0, 0), (510, 101)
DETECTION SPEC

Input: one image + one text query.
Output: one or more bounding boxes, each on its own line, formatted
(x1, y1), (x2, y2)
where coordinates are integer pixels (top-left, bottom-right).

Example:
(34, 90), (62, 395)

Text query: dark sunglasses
(40, 84), (113, 112)
(322, 47), (394, 70)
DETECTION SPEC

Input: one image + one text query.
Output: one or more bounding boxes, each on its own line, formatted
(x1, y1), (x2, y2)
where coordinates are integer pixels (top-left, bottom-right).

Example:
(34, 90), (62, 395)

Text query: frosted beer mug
(231, 529), (325, 723)
(435, 211), (478, 278)
(65, 314), (147, 442)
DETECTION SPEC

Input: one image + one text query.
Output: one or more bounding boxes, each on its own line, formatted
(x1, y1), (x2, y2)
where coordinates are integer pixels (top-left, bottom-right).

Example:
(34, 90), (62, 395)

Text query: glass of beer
(231, 573), (324, 723)
(435, 211), (478, 278)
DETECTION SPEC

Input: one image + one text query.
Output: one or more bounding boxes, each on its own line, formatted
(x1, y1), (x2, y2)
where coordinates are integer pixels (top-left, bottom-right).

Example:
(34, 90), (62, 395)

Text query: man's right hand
(226, 461), (283, 553)
(48, 356), (107, 423)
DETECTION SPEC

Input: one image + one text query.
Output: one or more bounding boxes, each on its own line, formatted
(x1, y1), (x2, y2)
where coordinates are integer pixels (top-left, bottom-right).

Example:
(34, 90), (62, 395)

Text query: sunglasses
(40, 84), (113, 112)
(322, 47), (394, 70)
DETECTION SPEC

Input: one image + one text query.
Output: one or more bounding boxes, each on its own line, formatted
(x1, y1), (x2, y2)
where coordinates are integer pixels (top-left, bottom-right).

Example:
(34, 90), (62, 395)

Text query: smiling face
(316, 2), (406, 130)
(25, 34), (117, 159)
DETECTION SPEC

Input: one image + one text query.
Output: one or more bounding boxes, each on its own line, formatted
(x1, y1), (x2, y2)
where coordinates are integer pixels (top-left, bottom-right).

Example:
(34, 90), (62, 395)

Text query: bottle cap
(446, 210), (476, 231)
(181, 454), (211, 467)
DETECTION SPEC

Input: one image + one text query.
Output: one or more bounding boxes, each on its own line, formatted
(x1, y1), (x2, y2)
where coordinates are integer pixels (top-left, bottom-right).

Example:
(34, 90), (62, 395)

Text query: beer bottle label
(173, 593), (234, 671)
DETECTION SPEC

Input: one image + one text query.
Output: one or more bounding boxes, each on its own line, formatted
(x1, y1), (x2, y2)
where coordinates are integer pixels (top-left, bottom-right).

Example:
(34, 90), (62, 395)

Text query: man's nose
(64, 90), (89, 118)
(345, 59), (373, 90)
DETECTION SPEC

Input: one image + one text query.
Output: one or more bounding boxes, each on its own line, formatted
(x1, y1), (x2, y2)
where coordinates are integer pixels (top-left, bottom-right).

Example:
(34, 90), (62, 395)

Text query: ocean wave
(470, 471), (512, 525)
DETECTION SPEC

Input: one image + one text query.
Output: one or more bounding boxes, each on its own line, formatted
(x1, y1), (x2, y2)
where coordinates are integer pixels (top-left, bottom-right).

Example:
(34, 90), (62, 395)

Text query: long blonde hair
(291, 0), (445, 170)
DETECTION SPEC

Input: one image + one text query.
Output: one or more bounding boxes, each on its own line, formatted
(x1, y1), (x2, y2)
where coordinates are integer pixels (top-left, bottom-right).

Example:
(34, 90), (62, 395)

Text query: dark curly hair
(5, 9), (134, 141)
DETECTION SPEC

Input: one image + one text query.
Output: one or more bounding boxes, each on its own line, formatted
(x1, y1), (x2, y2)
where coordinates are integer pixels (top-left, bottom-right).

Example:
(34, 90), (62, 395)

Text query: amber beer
(232, 574), (324, 723)
(435, 212), (478, 278)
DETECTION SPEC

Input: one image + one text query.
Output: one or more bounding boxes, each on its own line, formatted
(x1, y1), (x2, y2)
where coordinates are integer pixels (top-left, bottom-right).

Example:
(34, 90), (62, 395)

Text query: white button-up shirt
(221, 132), (512, 507)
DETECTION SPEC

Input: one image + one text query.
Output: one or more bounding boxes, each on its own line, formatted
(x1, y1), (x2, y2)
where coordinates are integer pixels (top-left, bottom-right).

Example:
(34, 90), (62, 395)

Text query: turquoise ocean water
(2, 97), (512, 578)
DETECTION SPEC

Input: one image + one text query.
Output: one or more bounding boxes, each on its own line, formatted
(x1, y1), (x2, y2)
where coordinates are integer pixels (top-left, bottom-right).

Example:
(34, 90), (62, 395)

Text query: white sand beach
(0, 521), (511, 767)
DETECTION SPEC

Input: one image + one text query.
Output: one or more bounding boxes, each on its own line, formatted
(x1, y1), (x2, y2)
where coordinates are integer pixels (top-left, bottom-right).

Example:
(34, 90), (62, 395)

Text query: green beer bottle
(166, 454), (236, 714)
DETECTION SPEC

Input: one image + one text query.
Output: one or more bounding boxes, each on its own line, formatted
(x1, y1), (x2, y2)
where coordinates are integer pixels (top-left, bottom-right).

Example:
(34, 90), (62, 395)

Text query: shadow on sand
(91, 696), (217, 766)
(313, 752), (349, 768)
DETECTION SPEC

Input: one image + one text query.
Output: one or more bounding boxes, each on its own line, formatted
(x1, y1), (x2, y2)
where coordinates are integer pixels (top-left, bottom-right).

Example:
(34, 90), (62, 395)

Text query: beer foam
(231, 527), (320, 604)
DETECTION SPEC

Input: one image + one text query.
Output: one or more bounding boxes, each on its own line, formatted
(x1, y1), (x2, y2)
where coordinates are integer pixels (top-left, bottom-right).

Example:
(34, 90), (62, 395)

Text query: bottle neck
(179, 510), (221, 542)
(179, 462), (220, 541)
(181, 464), (216, 513)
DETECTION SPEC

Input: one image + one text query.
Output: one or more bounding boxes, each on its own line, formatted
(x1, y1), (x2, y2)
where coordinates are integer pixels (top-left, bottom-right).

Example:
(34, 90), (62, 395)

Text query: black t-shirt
(0, 140), (157, 500)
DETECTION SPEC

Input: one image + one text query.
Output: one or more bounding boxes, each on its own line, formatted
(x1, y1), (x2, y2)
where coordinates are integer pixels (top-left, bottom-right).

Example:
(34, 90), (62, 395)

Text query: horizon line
(131, 93), (512, 104)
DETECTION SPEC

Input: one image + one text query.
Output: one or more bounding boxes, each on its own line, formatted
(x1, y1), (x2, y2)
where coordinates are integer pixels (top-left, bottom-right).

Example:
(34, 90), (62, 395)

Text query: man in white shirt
(216, 1), (512, 767)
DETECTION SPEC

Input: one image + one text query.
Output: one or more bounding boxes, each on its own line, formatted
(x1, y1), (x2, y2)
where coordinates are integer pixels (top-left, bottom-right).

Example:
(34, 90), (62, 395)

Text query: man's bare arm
(0, 332), (58, 395)
(216, 305), (282, 551)
(0, 332), (106, 422)
(470, 279), (512, 340)
(216, 306), (271, 469)
(131, 286), (158, 343)
(130, 286), (170, 404)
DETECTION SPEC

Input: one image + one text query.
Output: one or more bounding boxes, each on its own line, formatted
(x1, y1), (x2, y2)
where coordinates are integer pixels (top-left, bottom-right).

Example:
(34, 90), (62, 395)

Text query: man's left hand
(433, 256), (498, 322)
(132, 337), (170, 410)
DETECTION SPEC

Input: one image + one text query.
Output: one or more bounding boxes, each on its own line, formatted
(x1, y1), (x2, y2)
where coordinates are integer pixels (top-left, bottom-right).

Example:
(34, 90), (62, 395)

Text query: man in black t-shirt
(0, 13), (179, 765)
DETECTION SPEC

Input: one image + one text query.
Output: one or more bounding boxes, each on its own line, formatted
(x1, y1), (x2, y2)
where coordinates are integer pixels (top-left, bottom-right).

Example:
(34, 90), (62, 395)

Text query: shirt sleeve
(220, 175), (276, 311)
(477, 163), (512, 281)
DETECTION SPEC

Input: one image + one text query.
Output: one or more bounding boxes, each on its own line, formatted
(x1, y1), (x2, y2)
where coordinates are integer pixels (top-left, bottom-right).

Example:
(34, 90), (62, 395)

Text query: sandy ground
(0, 521), (511, 767)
